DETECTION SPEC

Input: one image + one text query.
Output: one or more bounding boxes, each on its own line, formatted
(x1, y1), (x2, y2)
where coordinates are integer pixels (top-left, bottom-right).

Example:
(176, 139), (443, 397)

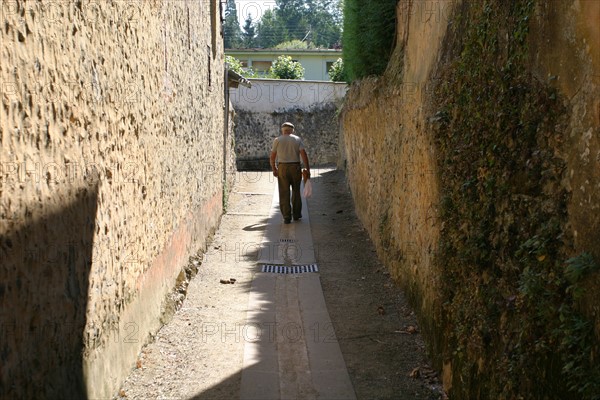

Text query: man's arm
(300, 149), (310, 177)
(270, 151), (278, 177)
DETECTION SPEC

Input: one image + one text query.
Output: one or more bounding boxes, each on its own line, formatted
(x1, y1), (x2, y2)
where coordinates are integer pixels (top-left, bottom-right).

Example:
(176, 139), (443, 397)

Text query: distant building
(225, 48), (343, 81)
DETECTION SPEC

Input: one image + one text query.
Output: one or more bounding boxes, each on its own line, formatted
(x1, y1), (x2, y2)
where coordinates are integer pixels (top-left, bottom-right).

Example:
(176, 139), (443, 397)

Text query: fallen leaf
(136, 360), (142, 369)
(406, 325), (418, 334)
(377, 306), (385, 315)
(409, 367), (420, 378)
(119, 389), (127, 397)
(537, 255), (546, 262)
(395, 325), (419, 334)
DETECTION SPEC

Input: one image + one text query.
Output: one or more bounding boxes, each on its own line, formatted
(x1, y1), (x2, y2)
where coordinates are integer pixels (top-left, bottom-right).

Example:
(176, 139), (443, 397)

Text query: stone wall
(0, 0), (232, 398)
(230, 78), (347, 169)
(341, 0), (600, 398)
(340, 0), (449, 360)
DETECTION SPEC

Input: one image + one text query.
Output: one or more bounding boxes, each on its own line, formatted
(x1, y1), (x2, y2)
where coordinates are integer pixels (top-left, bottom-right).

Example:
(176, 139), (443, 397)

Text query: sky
(234, 0), (276, 23)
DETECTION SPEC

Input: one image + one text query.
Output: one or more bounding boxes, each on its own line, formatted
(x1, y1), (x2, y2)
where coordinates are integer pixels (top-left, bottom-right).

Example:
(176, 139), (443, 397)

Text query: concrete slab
(246, 274), (276, 313)
(243, 340), (278, 372)
(239, 370), (280, 400)
(275, 276), (315, 400)
(241, 281), (279, 398)
(256, 184), (316, 265)
(241, 178), (356, 400)
(311, 369), (358, 400)
(297, 274), (328, 311)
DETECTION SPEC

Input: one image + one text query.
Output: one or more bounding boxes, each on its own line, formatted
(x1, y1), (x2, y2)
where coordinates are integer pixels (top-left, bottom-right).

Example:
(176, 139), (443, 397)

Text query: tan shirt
(271, 134), (305, 163)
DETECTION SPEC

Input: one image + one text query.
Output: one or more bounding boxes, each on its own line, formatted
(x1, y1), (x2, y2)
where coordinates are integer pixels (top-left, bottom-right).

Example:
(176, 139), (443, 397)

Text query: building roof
(226, 69), (252, 88)
(225, 48), (342, 56)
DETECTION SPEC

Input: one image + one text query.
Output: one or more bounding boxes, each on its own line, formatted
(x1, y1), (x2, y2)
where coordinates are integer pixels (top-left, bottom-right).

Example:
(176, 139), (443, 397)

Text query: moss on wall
(430, 1), (599, 398)
(341, 1), (600, 398)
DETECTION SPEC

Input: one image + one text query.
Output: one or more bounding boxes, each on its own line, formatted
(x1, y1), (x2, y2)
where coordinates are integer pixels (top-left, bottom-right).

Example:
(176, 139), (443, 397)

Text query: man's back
(273, 134), (304, 163)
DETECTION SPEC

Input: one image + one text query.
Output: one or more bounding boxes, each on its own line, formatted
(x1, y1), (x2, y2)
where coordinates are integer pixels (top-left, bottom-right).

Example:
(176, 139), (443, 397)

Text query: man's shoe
(293, 215), (302, 221)
(284, 219), (291, 224)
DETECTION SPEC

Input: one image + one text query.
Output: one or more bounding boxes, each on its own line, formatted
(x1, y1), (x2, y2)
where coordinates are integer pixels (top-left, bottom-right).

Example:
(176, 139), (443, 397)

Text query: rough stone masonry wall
(340, 0), (448, 366)
(231, 79), (347, 169)
(0, 1), (232, 398)
(341, 0), (599, 398)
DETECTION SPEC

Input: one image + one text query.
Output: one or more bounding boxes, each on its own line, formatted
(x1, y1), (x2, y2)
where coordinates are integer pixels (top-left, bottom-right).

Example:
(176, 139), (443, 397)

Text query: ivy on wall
(429, 1), (600, 398)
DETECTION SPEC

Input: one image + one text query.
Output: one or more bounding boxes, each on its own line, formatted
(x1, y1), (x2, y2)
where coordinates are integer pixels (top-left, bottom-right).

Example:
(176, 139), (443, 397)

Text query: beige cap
(281, 122), (295, 129)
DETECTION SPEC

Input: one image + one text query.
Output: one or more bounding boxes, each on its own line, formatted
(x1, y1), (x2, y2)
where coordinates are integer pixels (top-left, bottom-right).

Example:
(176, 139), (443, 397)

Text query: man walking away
(270, 122), (311, 224)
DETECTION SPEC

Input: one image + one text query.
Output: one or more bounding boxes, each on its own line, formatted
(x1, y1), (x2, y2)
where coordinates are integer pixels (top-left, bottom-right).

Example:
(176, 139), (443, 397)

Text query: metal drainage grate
(279, 238), (297, 243)
(261, 264), (319, 274)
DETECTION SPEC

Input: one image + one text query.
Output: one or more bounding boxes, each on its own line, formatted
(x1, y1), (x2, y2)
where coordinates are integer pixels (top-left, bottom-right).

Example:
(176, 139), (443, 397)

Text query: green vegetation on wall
(342, 0), (397, 82)
(429, 1), (600, 398)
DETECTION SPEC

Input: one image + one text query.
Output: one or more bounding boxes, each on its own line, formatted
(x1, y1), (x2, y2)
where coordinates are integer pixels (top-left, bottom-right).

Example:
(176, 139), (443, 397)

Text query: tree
(256, 9), (287, 48)
(331, 0), (344, 26)
(275, 0), (310, 43)
(223, 0), (242, 48)
(269, 55), (305, 79)
(274, 39), (312, 50)
(253, 0), (342, 49)
(242, 14), (257, 48)
(328, 58), (347, 82)
(304, 1), (342, 48)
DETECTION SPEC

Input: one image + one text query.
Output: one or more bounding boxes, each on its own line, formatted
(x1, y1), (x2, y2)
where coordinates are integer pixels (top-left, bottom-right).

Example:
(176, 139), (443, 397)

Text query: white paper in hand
(303, 179), (313, 198)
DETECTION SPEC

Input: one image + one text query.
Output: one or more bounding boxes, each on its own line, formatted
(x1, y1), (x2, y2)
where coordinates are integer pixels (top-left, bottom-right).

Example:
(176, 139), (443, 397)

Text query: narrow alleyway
(116, 168), (441, 400)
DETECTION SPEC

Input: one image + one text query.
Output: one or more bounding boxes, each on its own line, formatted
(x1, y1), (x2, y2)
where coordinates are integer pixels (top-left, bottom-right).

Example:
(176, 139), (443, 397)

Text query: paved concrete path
(240, 181), (356, 400)
(117, 170), (441, 400)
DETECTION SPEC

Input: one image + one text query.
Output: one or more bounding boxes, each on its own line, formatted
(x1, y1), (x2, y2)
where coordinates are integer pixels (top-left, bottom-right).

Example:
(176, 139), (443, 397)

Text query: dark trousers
(277, 163), (302, 220)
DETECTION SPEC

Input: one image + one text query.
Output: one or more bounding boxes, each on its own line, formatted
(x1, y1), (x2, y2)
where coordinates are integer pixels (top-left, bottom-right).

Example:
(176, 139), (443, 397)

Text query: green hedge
(342, 0), (397, 82)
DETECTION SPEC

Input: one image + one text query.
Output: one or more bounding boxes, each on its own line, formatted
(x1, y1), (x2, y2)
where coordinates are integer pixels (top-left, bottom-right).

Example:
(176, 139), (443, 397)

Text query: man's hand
(270, 151), (278, 177)
(302, 168), (310, 182)
(300, 149), (310, 177)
